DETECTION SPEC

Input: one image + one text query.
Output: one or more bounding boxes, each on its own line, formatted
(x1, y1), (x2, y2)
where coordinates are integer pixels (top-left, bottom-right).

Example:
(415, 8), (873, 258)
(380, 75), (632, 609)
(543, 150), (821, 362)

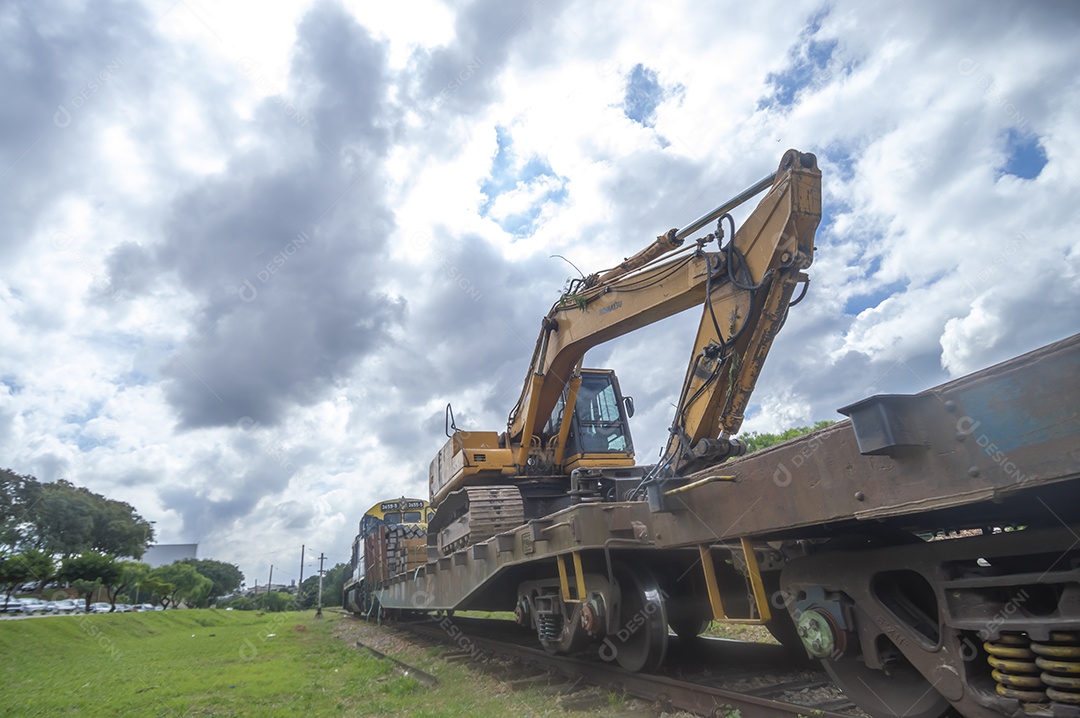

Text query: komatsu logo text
(598, 300), (622, 316)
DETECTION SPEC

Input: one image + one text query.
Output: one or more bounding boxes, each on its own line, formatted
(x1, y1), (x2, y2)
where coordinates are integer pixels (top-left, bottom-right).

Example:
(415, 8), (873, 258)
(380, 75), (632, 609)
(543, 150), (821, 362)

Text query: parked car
(134, 603), (155, 612)
(114, 604), (132, 613)
(18, 598), (49, 614)
(88, 602), (112, 614)
(50, 599), (82, 613)
(1, 597), (23, 613)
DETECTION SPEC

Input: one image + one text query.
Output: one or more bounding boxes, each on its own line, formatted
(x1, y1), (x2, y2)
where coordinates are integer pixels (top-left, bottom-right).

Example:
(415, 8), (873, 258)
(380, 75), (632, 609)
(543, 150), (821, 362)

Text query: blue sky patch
(480, 126), (568, 238)
(622, 63), (684, 128)
(844, 280), (906, 315)
(624, 64), (663, 127)
(758, 8), (841, 111)
(63, 401), (103, 428)
(1, 375), (22, 395)
(997, 128), (1047, 180)
(824, 142), (857, 182)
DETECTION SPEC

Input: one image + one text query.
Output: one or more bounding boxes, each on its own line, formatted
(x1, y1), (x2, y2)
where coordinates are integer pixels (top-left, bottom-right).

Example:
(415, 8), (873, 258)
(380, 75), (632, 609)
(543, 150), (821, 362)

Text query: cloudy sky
(2, 0), (1077, 586)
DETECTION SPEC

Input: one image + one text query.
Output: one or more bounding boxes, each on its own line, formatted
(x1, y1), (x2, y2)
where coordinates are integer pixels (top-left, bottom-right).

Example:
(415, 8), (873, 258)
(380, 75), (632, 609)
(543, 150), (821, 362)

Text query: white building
(141, 543), (198, 568)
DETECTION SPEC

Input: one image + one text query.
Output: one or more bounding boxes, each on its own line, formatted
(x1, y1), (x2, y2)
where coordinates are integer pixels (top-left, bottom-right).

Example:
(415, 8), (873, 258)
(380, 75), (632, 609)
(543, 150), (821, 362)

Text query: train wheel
(609, 564), (669, 672)
(668, 616), (709, 639)
(760, 571), (810, 659)
(822, 646), (953, 718)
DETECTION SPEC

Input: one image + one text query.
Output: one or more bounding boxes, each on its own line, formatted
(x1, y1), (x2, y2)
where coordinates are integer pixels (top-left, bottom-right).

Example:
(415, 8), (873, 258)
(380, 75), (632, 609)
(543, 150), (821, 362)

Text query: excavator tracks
(435, 486), (525, 556)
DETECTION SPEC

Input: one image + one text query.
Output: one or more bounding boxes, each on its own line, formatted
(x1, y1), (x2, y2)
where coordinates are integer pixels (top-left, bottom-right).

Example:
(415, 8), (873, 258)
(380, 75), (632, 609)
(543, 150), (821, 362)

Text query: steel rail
(392, 619), (853, 718)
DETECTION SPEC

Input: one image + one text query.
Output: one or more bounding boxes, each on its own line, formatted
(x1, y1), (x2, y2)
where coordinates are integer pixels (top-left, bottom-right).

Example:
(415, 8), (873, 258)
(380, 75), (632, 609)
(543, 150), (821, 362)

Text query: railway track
(352, 613), (870, 717)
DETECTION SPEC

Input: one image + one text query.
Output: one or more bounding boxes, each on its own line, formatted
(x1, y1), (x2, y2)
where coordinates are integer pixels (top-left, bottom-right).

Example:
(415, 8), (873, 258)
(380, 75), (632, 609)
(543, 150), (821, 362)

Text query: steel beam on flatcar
(652, 331), (1080, 544)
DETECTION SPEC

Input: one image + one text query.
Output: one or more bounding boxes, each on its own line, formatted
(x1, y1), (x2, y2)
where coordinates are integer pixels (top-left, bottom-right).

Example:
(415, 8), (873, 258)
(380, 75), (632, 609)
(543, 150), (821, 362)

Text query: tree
(739, 421), (835, 454)
(321, 563), (349, 608)
(0, 549), (54, 599)
(26, 479), (154, 559)
(0, 471), (154, 567)
(0, 470), (41, 548)
(60, 552), (122, 611)
(140, 576), (174, 607)
(255, 590), (295, 612)
(150, 562), (212, 608)
(32, 482), (96, 557)
(88, 497), (154, 559)
(296, 563), (348, 609)
(296, 575), (319, 610)
(219, 595), (254, 611)
(179, 559), (244, 605)
(105, 561), (150, 609)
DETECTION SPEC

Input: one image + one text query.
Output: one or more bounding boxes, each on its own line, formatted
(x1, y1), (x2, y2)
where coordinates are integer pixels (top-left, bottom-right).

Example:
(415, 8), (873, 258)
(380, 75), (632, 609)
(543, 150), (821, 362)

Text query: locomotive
(342, 498), (430, 617)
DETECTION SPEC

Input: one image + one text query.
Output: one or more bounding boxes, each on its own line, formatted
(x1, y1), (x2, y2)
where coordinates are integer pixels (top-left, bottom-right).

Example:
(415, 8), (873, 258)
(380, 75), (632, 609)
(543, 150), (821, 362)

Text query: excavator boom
(506, 150), (821, 474)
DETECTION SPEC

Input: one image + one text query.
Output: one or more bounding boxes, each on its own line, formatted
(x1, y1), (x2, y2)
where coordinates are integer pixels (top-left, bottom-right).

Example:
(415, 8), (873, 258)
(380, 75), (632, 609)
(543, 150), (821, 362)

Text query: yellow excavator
(428, 149), (822, 555)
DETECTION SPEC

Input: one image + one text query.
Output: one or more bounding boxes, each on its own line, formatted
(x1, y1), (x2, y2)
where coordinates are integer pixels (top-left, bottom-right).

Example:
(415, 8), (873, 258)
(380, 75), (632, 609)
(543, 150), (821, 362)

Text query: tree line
(218, 562), (349, 613)
(0, 469), (243, 610)
(739, 421), (835, 453)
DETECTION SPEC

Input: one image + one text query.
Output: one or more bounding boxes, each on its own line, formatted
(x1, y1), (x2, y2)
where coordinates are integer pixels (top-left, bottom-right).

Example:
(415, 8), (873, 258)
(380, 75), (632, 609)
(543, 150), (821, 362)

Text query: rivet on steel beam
(968, 466), (981, 478)
(854, 491), (865, 501)
(944, 400), (957, 412)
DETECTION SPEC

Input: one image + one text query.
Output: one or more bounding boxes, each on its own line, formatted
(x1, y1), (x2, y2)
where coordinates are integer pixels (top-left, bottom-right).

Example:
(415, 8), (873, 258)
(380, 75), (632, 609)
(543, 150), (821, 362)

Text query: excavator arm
(506, 149), (821, 477)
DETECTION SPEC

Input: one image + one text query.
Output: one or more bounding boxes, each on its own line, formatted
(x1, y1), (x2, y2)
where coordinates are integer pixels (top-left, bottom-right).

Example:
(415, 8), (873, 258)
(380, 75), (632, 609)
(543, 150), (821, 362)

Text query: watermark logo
(74, 612), (122, 659)
(978, 589), (1029, 643)
(238, 417), (299, 477)
(410, 232), (482, 302)
(961, 232), (1029, 302)
(436, 614), (485, 659)
(239, 612), (287, 660)
(957, 58), (1028, 130)
(417, 57), (483, 129)
(50, 231), (122, 301)
(771, 432), (826, 487)
(238, 231), (309, 303)
(956, 416), (1028, 484)
(236, 58), (309, 128)
(598, 589), (669, 662)
(54, 57), (124, 129)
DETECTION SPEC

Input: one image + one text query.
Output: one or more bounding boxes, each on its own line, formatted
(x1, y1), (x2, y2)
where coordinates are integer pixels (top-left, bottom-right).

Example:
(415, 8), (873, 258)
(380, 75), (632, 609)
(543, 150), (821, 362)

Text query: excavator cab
(548, 369), (635, 470)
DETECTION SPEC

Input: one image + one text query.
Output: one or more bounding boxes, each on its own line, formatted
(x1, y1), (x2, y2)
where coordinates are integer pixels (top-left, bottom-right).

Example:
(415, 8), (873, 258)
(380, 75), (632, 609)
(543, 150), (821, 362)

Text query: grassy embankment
(0, 609), (565, 717)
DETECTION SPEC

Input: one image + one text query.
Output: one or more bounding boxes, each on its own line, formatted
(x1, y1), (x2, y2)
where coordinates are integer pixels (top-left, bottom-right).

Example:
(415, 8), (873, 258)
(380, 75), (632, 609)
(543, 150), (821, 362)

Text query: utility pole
(298, 544), (305, 604)
(267, 565), (274, 598)
(315, 552), (326, 618)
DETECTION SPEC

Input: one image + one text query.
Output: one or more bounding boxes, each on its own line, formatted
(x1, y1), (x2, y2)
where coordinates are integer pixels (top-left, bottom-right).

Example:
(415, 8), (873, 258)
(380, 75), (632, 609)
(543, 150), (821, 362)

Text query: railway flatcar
(343, 497), (430, 617)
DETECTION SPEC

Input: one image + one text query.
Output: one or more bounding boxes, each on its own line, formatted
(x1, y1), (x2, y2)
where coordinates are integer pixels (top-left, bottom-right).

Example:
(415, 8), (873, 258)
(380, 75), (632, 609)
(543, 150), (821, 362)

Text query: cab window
(574, 373), (629, 452)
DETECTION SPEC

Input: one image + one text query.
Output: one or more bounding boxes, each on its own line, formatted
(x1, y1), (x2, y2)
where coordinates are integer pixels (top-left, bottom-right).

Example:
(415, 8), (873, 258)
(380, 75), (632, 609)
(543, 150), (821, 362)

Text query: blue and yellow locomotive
(342, 497), (430, 617)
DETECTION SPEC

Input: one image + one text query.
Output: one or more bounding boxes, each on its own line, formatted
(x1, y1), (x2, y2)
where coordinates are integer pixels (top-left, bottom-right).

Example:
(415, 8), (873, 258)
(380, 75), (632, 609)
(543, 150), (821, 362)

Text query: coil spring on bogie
(985, 631), (1080, 706)
(1033, 632), (1080, 705)
(985, 633), (1045, 702)
(537, 612), (563, 643)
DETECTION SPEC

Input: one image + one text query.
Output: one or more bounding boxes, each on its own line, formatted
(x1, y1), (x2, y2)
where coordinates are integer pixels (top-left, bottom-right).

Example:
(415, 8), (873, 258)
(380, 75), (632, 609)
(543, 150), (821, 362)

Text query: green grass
(0, 610), (565, 717)
(448, 610), (515, 621)
(702, 620), (779, 643)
